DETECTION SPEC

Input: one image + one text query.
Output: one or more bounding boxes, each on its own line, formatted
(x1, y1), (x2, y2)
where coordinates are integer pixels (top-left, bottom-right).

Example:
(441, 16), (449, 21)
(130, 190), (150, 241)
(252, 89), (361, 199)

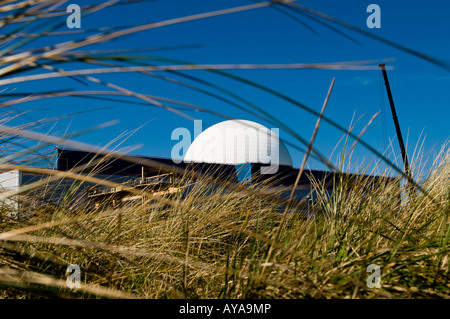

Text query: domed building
(184, 119), (292, 181)
(0, 120), (396, 215)
(184, 119), (292, 166)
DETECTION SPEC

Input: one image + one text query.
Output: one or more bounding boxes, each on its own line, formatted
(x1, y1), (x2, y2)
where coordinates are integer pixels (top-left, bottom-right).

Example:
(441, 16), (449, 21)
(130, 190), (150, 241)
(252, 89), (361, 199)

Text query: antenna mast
(379, 64), (413, 187)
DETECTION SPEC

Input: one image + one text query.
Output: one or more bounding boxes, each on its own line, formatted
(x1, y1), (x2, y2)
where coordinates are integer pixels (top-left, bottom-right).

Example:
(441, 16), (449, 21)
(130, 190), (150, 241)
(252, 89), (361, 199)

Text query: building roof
(56, 148), (238, 182)
(184, 119), (293, 166)
(57, 148), (396, 192)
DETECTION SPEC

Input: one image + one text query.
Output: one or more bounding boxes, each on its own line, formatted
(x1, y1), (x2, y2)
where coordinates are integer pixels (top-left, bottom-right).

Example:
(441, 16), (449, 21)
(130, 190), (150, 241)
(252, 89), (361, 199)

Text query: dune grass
(0, 0), (449, 299)
(0, 144), (449, 299)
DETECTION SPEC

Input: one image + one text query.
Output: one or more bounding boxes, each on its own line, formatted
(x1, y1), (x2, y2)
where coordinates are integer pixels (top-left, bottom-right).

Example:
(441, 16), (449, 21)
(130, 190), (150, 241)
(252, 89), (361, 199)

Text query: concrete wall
(0, 170), (20, 218)
(0, 169), (135, 217)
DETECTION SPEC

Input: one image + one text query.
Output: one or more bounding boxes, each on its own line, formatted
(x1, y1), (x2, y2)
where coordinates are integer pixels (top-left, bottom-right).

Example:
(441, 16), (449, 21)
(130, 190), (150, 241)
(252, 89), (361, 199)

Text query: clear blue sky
(4, 0), (450, 176)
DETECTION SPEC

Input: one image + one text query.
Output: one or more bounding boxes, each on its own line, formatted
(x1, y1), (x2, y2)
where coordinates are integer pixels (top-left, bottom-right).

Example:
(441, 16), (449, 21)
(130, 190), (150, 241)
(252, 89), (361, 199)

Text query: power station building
(0, 120), (395, 215)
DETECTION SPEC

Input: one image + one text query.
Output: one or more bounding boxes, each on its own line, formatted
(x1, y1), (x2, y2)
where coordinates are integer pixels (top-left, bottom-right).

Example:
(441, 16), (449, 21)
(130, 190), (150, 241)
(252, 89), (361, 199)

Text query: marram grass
(0, 144), (449, 299)
(0, 0), (449, 299)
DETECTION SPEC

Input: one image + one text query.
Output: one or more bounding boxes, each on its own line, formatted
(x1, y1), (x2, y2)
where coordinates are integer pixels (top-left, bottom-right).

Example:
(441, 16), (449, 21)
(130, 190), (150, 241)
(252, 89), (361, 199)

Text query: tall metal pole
(379, 64), (413, 186)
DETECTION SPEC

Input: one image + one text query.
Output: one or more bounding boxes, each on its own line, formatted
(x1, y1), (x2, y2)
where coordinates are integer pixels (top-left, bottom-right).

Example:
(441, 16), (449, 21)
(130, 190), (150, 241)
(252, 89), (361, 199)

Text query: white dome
(183, 120), (293, 167)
